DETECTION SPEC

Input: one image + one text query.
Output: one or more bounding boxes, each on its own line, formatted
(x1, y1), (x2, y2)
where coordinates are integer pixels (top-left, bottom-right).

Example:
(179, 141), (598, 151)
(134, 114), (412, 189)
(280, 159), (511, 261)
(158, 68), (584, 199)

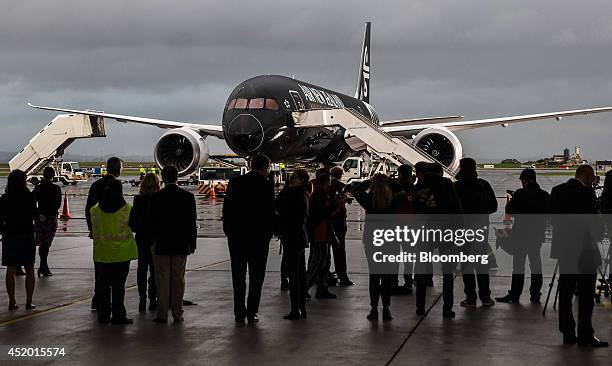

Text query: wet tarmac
(0, 171), (609, 365)
(0, 170), (576, 239)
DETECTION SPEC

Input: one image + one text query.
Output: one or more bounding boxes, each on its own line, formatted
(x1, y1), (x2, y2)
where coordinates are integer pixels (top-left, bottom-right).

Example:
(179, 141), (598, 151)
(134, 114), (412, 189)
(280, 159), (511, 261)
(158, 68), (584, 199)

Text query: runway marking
(384, 275), (456, 366)
(0, 245), (282, 326)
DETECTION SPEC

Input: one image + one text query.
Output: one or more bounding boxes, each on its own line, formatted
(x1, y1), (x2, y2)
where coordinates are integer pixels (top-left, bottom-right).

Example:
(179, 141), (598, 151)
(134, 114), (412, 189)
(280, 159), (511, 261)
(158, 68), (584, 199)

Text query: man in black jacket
(85, 157), (122, 310)
(496, 169), (549, 303)
(223, 155), (275, 323)
(329, 166), (353, 286)
(150, 165), (197, 323)
(453, 158), (497, 308)
(550, 165), (607, 347)
(33, 166), (62, 277)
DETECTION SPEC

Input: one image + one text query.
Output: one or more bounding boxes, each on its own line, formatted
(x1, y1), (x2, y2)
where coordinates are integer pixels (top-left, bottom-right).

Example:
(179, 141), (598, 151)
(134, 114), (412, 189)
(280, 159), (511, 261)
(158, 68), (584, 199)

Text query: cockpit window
(265, 98), (280, 111)
(248, 98), (264, 109)
(227, 99), (236, 110)
(234, 98), (248, 109)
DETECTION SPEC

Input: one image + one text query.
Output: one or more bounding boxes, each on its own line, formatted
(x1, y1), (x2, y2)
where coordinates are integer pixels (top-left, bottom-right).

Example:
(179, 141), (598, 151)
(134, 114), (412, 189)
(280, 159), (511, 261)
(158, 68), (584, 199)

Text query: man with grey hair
(550, 164), (608, 347)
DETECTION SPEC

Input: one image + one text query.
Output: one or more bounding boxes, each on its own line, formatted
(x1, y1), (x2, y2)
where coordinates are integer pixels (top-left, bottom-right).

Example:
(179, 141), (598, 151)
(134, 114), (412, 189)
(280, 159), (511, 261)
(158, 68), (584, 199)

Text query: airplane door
(289, 91), (305, 111)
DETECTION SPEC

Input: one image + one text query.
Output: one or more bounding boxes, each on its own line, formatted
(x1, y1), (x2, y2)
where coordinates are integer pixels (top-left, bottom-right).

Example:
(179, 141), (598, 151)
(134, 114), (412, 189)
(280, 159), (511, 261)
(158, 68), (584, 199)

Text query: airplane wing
(379, 115), (464, 127)
(382, 106), (612, 137)
(28, 103), (225, 139)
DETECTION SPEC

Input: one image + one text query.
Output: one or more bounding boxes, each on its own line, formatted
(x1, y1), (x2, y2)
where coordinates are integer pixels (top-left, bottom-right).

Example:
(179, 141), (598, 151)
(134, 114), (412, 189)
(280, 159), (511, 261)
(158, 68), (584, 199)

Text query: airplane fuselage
(222, 75), (379, 163)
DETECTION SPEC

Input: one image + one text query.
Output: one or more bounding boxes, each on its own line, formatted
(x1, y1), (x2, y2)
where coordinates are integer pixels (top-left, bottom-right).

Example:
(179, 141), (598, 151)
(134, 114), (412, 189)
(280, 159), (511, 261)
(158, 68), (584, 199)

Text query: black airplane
(29, 22), (612, 175)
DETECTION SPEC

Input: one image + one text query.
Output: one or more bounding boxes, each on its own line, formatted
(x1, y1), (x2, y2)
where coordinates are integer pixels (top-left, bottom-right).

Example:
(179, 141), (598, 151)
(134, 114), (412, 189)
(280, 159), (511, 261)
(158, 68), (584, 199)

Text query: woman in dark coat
(276, 169), (311, 320)
(352, 174), (399, 321)
(0, 170), (37, 310)
(32, 166), (62, 277)
(128, 173), (160, 312)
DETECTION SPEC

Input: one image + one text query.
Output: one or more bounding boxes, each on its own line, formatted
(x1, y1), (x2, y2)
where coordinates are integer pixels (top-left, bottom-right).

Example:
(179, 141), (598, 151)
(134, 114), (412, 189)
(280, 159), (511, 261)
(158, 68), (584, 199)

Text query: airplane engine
(413, 127), (462, 172)
(154, 128), (209, 176)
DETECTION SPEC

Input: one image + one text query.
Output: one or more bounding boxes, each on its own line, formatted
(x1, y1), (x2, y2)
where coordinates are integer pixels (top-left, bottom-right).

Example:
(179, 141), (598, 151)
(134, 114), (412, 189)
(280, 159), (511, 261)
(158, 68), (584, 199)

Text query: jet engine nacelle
(154, 128), (209, 176)
(413, 127), (462, 172)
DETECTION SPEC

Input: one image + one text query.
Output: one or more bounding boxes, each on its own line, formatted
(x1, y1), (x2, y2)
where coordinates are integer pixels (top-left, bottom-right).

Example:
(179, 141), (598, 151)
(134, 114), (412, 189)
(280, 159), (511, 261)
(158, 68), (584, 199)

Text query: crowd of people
(0, 158), (197, 324)
(0, 155), (610, 348)
(222, 155), (610, 347)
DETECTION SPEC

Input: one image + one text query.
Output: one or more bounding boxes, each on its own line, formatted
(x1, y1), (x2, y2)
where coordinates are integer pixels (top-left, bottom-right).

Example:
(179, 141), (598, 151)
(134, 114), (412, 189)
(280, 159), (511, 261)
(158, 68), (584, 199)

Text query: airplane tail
(354, 22), (371, 103)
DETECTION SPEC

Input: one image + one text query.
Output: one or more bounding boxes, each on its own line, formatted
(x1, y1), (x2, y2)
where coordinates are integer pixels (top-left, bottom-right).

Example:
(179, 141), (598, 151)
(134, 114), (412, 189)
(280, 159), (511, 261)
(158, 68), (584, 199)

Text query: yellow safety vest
(90, 203), (138, 263)
(139, 167), (146, 174)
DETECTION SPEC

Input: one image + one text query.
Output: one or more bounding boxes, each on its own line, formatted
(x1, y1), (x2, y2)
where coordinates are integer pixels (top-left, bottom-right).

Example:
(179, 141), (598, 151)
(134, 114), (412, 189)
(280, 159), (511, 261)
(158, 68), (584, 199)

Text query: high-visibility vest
(90, 203), (138, 263)
(139, 167), (146, 174)
(151, 167), (157, 174)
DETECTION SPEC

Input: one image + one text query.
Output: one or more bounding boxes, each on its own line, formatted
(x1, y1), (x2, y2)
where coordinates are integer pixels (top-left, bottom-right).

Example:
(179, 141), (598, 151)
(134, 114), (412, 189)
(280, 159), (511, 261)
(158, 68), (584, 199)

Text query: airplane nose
(226, 113), (265, 153)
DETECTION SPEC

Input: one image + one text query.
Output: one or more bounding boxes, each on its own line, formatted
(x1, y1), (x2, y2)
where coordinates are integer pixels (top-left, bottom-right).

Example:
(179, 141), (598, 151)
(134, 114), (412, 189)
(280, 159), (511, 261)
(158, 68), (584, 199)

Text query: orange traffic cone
(503, 194), (512, 225)
(209, 181), (217, 199)
(60, 192), (71, 220)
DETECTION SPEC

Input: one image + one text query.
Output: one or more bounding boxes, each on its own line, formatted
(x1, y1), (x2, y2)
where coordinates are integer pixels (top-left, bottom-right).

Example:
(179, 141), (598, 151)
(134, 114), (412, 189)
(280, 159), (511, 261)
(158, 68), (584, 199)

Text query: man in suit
(150, 165), (197, 324)
(223, 155), (275, 323)
(550, 165), (607, 347)
(496, 168), (549, 303)
(85, 157), (122, 310)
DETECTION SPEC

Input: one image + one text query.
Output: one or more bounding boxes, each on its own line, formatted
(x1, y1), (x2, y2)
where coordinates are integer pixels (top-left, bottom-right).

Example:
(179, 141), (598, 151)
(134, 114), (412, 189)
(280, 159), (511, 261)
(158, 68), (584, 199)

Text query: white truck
(339, 156), (397, 184)
(28, 161), (87, 186)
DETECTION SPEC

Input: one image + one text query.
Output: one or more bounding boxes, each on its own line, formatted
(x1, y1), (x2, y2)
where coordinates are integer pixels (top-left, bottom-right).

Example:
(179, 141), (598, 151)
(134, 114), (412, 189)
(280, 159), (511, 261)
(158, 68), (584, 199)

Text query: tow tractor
(197, 166), (246, 197)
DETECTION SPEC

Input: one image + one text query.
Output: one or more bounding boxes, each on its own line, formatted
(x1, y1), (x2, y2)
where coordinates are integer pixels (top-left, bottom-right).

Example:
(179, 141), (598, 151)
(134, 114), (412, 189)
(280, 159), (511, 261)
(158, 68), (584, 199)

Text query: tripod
(596, 239), (611, 301)
(542, 263), (560, 316)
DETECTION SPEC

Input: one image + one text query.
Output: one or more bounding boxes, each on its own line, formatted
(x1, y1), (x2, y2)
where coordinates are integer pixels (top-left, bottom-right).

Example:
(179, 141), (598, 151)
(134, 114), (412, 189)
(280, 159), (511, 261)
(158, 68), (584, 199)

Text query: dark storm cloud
(1, 0), (611, 160)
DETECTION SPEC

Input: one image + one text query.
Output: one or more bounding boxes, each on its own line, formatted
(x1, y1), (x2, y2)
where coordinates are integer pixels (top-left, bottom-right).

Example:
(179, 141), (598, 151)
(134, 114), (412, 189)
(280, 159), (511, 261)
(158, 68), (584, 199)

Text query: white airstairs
(9, 113), (106, 175)
(292, 108), (456, 178)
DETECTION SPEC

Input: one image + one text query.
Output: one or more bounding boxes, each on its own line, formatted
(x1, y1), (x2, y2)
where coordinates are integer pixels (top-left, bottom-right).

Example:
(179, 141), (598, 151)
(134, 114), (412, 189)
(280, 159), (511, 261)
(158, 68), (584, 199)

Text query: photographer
(328, 166), (354, 286)
(550, 165), (607, 347)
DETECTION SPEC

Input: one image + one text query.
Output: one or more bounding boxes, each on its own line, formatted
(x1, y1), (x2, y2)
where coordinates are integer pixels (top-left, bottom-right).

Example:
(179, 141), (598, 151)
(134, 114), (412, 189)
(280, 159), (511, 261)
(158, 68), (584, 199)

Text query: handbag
(495, 227), (518, 255)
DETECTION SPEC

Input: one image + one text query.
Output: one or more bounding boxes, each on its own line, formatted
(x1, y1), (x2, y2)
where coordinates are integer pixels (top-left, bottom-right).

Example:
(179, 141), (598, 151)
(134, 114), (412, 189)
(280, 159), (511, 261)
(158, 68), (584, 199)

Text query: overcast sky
(1, 0), (611, 161)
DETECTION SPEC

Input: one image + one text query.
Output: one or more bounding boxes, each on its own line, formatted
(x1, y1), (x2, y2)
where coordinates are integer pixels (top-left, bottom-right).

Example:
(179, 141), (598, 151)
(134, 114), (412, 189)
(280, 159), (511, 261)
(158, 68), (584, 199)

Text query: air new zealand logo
(361, 46), (370, 99)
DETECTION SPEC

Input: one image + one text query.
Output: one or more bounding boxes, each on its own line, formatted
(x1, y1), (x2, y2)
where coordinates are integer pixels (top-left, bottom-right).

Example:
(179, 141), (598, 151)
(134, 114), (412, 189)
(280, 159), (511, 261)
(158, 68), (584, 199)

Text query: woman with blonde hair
(129, 173), (161, 312)
(352, 173), (398, 321)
